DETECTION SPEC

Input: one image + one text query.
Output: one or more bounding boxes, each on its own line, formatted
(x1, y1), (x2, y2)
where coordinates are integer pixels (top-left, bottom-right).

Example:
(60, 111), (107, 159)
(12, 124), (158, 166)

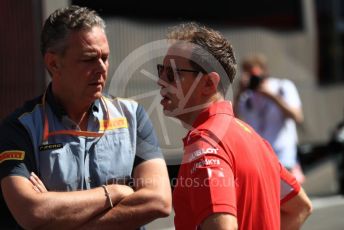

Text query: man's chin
(160, 104), (177, 117)
(85, 93), (102, 104)
(93, 91), (103, 99)
(163, 109), (175, 117)
(163, 107), (187, 118)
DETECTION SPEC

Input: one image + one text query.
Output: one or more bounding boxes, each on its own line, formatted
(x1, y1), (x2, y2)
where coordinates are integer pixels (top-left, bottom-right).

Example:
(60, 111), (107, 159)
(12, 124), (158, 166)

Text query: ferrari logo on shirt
(0, 150), (25, 163)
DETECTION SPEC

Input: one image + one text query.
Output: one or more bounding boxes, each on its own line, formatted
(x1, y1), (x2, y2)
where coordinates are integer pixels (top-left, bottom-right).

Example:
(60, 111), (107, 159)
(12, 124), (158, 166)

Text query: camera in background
(248, 74), (263, 90)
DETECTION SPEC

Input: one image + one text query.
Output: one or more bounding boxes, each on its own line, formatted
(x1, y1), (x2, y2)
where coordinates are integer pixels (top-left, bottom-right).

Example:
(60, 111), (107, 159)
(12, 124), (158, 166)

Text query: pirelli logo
(0, 150), (25, 164)
(99, 118), (128, 131)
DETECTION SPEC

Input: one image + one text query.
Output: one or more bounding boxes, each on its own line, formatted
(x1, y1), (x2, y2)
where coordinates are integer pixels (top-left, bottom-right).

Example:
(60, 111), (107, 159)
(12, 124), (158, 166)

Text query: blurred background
(1, 0), (344, 229)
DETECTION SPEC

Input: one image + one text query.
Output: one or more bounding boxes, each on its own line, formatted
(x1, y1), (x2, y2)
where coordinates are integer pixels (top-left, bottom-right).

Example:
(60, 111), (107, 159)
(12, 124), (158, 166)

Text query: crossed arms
(1, 158), (172, 229)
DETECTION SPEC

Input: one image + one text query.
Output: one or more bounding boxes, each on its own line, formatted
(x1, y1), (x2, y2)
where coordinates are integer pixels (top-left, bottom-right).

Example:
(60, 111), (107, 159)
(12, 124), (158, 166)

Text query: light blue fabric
(18, 97), (145, 191)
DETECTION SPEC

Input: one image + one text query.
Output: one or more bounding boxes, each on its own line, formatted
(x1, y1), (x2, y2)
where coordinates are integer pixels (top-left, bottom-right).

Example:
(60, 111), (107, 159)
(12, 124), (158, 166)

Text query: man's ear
(202, 72), (220, 95)
(44, 52), (61, 76)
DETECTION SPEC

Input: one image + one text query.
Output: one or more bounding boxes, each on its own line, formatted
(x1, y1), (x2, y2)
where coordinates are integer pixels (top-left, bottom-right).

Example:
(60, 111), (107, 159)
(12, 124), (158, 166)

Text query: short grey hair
(40, 5), (105, 55)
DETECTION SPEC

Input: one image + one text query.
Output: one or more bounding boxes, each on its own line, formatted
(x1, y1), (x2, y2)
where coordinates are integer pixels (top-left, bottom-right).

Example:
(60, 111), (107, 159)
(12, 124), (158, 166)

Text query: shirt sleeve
(0, 117), (35, 182)
(133, 105), (163, 168)
(262, 139), (301, 204)
(184, 131), (237, 226)
(280, 79), (302, 109)
(280, 163), (301, 204)
(261, 138), (300, 204)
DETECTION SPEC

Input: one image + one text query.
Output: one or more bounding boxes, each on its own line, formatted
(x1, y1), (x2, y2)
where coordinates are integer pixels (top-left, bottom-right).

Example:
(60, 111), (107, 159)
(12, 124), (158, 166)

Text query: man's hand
(29, 172), (47, 193)
(257, 81), (303, 124)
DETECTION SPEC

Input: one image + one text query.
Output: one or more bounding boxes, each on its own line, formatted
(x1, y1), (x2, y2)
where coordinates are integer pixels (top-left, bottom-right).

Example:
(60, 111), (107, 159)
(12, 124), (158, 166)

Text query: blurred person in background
(0, 5), (171, 229)
(234, 53), (305, 183)
(329, 111), (344, 194)
(158, 22), (312, 230)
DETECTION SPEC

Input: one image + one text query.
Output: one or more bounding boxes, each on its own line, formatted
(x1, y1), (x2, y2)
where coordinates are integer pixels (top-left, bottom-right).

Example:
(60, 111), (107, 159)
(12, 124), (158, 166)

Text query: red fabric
(173, 101), (300, 230)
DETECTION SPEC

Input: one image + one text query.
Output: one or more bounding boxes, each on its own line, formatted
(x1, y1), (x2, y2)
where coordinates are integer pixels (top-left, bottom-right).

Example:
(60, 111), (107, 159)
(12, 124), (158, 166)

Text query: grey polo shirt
(0, 86), (163, 228)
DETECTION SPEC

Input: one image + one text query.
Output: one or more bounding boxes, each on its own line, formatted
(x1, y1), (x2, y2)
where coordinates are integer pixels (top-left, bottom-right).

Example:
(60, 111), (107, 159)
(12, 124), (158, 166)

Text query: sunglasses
(157, 64), (201, 83)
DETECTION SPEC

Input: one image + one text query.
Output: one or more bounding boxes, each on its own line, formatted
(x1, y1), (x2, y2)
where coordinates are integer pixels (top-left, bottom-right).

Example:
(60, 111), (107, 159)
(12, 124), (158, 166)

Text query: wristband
(102, 185), (114, 208)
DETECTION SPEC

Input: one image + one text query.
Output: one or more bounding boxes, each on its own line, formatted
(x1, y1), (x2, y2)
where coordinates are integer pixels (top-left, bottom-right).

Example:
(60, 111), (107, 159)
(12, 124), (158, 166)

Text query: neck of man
(52, 85), (92, 130)
(178, 93), (224, 129)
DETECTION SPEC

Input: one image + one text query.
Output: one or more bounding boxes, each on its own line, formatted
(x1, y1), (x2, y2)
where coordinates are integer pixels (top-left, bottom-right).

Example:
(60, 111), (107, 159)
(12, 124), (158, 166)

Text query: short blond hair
(167, 22), (237, 84)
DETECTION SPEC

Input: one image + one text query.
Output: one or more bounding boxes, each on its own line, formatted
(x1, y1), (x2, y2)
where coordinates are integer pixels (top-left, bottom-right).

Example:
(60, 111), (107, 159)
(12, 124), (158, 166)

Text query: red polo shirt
(173, 101), (300, 230)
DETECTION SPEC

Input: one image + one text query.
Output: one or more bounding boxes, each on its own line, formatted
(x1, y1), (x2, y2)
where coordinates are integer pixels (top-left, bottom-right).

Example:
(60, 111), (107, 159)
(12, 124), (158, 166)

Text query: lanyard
(41, 89), (109, 142)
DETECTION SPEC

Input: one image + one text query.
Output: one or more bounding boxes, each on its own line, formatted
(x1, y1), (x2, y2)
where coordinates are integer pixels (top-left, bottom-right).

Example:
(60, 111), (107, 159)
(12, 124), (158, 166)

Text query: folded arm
(281, 188), (312, 230)
(263, 92), (303, 123)
(258, 81), (303, 124)
(80, 158), (172, 230)
(1, 175), (133, 229)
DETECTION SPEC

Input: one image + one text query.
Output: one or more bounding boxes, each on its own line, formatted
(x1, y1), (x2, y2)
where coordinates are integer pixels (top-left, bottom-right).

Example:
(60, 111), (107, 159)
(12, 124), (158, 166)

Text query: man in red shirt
(157, 22), (312, 230)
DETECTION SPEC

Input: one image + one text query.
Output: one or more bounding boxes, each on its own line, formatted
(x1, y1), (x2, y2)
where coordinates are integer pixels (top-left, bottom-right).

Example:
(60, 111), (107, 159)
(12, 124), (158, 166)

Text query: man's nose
(96, 59), (107, 74)
(157, 76), (169, 88)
